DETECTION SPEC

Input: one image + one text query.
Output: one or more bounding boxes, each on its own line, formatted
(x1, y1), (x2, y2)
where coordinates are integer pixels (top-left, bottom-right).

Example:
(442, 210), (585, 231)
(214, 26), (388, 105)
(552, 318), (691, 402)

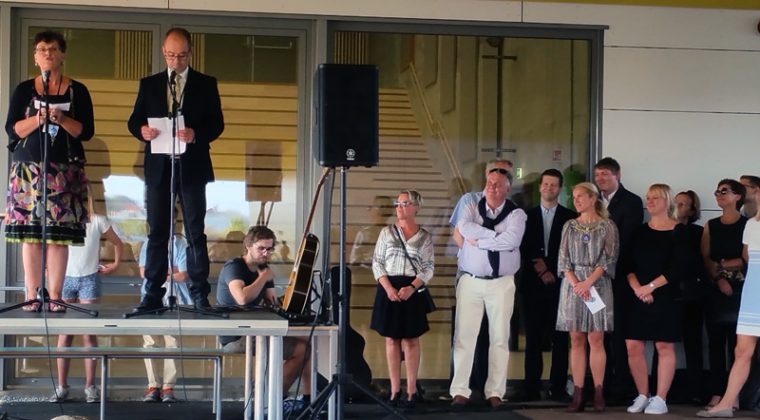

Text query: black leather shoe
(193, 297), (212, 310)
(134, 297), (164, 312)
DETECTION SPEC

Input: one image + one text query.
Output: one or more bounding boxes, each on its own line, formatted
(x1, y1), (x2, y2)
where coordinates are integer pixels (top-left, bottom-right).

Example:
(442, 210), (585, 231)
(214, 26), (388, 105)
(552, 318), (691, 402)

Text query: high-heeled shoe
(388, 392), (401, 407)
(593, 385), (605, 412)
(566, 386), (584, 412)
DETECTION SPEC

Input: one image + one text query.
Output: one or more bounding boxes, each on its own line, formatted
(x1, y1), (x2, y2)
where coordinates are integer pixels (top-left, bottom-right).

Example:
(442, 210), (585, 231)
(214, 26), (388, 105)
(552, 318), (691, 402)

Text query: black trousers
(605, 281), (632, 397)
(706, 320), (737, 397)
(144, 172), (210, 303)
(682, 299), (706, 398)
(523, 286), (568, 394)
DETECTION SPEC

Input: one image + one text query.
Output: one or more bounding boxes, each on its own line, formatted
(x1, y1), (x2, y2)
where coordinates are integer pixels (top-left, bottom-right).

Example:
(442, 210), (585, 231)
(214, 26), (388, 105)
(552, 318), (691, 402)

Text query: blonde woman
(371, 190), (434, 408)
(623, 184), (686, 415)
(698, 184), (760, 418)
(556, 182), (619, 412)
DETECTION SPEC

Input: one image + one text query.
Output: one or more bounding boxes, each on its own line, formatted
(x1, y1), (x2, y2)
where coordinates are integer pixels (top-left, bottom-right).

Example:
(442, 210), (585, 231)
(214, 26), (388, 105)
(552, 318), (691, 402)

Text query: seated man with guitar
(216, 225), (311, 401)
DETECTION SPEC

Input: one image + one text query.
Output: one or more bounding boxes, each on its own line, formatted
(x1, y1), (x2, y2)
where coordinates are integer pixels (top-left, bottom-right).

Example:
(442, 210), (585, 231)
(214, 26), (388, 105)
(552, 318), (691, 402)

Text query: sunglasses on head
(714, 188), (735, 197)
(488, 168), (509, 175)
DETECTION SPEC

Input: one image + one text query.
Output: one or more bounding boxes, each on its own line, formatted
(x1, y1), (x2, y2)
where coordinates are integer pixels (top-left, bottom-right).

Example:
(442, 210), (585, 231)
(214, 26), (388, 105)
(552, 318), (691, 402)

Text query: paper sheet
(34, 100), (70, 111)
(584, 286), (606, 314)
(147, 116), (186, 155)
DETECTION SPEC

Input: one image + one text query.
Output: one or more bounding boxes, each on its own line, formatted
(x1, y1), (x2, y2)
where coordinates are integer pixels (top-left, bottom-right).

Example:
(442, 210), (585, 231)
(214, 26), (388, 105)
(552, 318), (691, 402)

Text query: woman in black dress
(370, 190), (434, 408)
(701, 179), (747, 410)
(676, 190), (707, 403)
(4, 30), (93, 312)
(623, 184), (685, 415)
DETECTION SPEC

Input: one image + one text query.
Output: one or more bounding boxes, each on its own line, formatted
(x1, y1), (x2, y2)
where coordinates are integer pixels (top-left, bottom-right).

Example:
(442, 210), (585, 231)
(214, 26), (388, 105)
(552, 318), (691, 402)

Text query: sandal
(22, 302), (40, 312)
(48, 302), (66, 313)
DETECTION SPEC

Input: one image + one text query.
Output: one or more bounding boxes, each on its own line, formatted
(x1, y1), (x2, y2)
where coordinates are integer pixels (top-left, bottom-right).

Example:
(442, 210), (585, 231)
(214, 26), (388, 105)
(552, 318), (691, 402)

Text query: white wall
(526, 2), (760, 220)
(2, 0), (759, 219)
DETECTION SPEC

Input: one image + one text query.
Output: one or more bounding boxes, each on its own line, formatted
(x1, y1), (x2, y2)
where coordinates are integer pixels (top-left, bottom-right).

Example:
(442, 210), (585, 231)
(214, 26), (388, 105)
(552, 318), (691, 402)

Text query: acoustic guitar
(281, 168), (330, 314)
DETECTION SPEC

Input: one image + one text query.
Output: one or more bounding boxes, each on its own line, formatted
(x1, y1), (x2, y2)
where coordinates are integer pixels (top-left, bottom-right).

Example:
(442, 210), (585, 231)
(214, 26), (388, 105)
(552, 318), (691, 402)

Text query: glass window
(331, 31), (593, 380)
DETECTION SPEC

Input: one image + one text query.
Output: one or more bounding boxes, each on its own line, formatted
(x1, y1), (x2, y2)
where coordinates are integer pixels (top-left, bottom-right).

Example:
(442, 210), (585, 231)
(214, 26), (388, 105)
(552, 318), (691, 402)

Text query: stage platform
(0, 399), (756, 419)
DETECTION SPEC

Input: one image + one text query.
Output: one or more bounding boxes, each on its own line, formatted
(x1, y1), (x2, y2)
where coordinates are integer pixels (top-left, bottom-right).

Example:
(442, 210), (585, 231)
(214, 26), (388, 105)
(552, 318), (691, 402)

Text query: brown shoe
(451, 395), (468, 408)
(593, 385), (605, 412)
(488, 396), (502, 409)
(567, 386), (584, 412)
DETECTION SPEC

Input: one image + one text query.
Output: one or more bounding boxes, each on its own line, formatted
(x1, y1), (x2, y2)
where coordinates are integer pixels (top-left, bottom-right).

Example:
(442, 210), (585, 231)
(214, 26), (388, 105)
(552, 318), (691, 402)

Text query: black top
(623, 223), (687, 341)
(520, 204), (577, 293)
(680, 223), (707, 299)
(5, 79), (94, 163)
(707, 216), (748, 263)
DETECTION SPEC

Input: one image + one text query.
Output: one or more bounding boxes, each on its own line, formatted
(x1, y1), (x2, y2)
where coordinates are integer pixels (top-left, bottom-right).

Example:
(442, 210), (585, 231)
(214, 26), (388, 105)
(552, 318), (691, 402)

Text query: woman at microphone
(4, 30), (94, 312)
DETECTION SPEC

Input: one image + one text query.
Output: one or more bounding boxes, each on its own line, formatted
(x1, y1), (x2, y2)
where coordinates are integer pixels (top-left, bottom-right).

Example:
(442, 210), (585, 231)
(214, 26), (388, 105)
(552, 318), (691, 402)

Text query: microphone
(41, 70), (50, 92)
(169, 70), (177, 86)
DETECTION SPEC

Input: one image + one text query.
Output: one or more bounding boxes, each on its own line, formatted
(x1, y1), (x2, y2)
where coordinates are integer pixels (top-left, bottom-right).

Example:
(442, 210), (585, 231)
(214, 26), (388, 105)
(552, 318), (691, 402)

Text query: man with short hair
(216, 226), (311, 402)
(520, 169), (577, 401)
(594, 157), (643, 401)
(128, 27), (224, 311)
(740, 175), (759, 218)
(447, 159), (513, 398)
(450, 168), (526, 409)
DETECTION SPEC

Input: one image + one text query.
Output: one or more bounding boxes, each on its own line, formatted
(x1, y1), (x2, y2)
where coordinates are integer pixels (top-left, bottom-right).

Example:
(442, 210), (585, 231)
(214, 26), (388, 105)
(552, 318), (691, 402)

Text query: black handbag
(393, 225), (436, 313)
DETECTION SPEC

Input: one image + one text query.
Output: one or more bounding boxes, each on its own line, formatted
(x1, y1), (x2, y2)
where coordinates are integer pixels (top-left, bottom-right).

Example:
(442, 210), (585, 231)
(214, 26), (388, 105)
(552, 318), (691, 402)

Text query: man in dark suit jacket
(594, 157), (643, 400)
(128, 27), (224, 311)
(520, 169), (577, 401)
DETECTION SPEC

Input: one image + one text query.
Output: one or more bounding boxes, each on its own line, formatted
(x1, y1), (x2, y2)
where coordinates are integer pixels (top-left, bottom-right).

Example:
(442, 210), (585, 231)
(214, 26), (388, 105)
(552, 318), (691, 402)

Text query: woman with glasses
(556, 182), (619, 413)
(701, 179), (747, 411)
(698, 184), (760, 418)
(370, 190), (434, 409)
(622, 184), (686, 415)
(4, 30), (94, 312)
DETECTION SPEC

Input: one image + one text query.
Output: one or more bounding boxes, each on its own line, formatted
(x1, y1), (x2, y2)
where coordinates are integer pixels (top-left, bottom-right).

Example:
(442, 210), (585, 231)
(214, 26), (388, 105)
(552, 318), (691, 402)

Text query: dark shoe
(549, 388), (571, 403)
(593, 385), (605, 412)
(488, 396), (503, 410)
(388, 392), (401, 407)
(403, 392), (423, 409)
(193, 297), (211, 310)
(451, 395), (468, 409)
(134, 297), (163, 312)
(567, 386), (584, 412)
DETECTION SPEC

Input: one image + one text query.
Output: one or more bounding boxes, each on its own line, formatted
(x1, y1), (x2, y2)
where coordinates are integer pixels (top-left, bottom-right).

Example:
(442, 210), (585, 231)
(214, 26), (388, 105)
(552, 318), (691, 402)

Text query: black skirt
(370, 275), (429, 339)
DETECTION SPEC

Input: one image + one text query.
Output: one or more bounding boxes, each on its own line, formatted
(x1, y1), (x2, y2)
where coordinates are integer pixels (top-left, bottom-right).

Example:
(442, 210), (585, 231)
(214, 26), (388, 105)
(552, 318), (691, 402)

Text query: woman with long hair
(556, 182), (619, 412)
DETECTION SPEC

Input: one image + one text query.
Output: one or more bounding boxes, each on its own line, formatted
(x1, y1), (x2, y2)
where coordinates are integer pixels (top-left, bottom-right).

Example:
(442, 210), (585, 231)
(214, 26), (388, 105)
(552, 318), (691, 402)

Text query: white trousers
(449, 273), (516, 399)
(143, 334), (179, 389)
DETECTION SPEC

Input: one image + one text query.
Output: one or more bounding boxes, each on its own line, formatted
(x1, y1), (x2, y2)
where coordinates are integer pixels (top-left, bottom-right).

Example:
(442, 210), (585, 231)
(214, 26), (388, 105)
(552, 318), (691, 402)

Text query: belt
(462, 271), (498, 280)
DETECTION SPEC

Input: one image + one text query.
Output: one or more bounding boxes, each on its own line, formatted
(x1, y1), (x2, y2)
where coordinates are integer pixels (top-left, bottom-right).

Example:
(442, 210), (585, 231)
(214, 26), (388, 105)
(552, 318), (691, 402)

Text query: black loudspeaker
(316, 64), (379, 167)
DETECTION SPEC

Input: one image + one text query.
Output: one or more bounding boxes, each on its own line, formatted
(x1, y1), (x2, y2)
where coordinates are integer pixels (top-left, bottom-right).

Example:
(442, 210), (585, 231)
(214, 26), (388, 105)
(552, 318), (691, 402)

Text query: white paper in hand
(148, 116), (186, 155)
(584, 286), (606, 314)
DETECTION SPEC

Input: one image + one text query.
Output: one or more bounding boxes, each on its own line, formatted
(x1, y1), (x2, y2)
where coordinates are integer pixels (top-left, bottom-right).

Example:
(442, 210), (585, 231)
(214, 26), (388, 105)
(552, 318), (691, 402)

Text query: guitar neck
(298, 168), (330, 243)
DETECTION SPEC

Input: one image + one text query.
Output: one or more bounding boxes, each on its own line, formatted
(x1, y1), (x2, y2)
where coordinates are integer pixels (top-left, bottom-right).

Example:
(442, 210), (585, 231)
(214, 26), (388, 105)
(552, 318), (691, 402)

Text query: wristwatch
(649, 282), (656, 289)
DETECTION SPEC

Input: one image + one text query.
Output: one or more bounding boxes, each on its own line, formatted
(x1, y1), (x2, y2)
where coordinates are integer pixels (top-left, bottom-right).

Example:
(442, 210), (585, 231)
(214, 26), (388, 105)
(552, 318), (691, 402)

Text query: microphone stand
(1, 72), (97, 316)
(126, 70), (224, 320)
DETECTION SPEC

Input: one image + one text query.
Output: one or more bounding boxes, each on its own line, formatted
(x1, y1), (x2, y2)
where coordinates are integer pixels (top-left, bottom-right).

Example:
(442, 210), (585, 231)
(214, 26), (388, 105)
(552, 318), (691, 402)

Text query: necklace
(573, 219), (603, 243)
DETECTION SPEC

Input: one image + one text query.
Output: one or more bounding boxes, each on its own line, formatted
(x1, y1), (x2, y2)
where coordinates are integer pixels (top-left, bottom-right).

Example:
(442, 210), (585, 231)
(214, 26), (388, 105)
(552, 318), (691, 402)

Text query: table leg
(254, 336), (267, 420)
(268, 336), (283, 420)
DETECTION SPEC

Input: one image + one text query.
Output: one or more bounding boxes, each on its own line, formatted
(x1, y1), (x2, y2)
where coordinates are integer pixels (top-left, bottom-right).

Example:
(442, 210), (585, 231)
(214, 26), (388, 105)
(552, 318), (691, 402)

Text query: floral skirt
(5, 161), (89, 245)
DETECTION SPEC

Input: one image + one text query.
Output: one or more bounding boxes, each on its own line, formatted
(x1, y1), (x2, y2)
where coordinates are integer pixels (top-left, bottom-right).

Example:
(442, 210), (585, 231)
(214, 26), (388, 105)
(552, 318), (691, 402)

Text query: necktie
(543, 208), (551, 257)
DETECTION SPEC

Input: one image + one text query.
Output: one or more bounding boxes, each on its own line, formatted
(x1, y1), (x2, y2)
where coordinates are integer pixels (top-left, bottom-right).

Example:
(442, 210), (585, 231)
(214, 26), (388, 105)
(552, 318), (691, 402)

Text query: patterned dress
(4, 78), (93, 244)
(556, 218), (619, 332)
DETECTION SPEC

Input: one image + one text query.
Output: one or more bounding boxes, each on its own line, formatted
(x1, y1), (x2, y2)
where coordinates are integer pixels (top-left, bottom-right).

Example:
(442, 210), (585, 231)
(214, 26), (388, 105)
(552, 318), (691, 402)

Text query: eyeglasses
(488, 168), (509, 175)
(164, 52), (190, 61)
(394, 201), (414, 208)
(714, 188), (736, 197)
(35, 47), (59, 54)
(255, 245), (275, 253)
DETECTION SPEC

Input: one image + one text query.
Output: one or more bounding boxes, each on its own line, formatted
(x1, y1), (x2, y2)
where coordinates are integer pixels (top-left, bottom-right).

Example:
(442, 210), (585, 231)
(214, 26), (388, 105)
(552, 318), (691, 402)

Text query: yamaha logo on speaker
(345, 149), (356, 161)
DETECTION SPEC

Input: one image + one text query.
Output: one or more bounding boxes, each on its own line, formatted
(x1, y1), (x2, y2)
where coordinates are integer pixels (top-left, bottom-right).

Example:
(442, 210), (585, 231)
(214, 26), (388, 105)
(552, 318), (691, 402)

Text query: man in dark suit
(594, 157), (643, 400)
(128, 27), (224, 311)
(520, 169), (577, 401)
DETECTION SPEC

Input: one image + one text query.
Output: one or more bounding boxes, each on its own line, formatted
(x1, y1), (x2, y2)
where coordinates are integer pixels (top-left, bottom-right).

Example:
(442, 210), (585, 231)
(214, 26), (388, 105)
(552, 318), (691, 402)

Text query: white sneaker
(627, 394), (650, 413)
(85, 385), (100, 403)
(49, 385), (70, 403)
(644, 396), (668, 415)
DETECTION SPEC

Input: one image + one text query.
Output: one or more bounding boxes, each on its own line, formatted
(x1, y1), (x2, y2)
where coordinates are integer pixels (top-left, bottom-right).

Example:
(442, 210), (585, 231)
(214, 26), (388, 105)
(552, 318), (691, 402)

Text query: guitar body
(282, 234), (320, 314)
